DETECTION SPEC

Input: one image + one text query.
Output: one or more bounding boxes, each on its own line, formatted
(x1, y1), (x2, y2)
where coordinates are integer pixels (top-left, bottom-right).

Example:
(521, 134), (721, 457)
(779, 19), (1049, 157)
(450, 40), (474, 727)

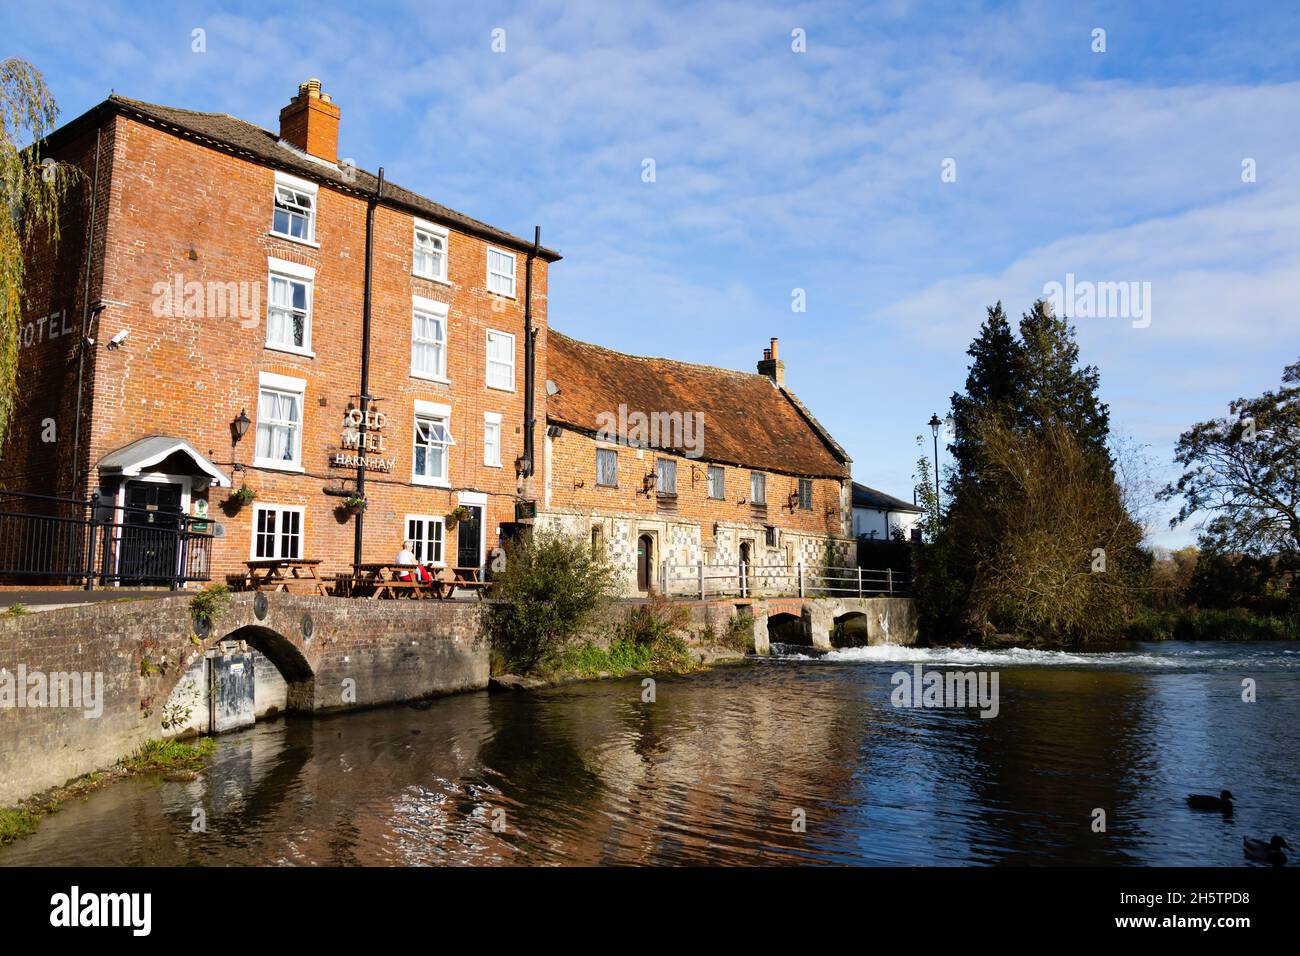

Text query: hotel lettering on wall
(331, 403), (396, 472)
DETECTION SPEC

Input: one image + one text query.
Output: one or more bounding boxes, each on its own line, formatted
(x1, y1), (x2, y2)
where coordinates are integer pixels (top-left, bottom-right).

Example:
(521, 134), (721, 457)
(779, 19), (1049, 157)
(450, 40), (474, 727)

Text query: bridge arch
(767, 610), (811, 647)
(831, 610), (871, 648)
(216, 623), (316, 713)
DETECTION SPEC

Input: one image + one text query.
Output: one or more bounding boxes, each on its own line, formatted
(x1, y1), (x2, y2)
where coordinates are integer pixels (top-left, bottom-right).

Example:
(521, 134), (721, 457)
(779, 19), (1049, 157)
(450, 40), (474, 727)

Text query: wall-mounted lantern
(230, 409), (252, 445)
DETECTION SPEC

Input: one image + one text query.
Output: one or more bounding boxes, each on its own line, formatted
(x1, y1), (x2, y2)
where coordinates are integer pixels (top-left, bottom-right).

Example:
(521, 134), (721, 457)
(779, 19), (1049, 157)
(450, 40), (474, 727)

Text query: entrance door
(637, 534), (653, 591)
(120, 480), (183, 584)
(456, 505), (483, 572)
(739, 541), (752, 597)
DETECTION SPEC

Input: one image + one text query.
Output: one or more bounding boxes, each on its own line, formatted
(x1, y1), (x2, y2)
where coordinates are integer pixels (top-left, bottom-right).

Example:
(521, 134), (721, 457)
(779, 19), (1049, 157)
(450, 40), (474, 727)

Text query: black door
(120, 481), (183, 584)
(456, 505), (483, 573)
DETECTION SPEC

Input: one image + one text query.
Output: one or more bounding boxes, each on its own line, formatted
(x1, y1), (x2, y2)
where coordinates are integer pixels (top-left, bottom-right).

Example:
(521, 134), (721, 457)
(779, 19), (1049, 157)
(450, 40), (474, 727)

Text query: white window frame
(483, 411), (503, 468)
(253, 371), (306, 472)
(413, 219), (450, 283)
(410, 295), (449, 382)
(750, 471), (767, 506)
(265, 257), (315, 357)
(485, 329), (515, 392)
(412, 399), (454, 487)
(248, 504), (305, 560)
(270, 172), (318, 246)
(486, 246), (516, 298)
(405, 514), (447, 567)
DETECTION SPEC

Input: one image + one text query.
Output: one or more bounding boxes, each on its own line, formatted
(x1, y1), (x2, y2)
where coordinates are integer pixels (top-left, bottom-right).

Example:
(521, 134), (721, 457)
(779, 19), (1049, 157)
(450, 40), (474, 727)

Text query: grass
(1126, 607), (1300, 642)
(0, 738), (215, 847)
(120, 737), (215, 773)
(2, 602), (29, 617)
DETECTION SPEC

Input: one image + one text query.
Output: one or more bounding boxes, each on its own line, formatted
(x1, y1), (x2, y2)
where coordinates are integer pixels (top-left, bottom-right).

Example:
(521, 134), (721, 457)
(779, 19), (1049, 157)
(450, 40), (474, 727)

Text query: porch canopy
(97, 435), (232, 491)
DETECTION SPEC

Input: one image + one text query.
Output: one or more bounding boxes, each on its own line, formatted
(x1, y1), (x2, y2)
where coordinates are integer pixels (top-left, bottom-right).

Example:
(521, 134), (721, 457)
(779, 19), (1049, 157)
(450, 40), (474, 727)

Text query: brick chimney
(279, 78), (340, 164)
(757, 337), (784, 384)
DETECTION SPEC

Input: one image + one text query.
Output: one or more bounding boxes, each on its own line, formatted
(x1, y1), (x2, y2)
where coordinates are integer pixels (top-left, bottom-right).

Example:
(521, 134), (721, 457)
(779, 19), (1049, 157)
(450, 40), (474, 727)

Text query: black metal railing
(0, 488), (213, 589)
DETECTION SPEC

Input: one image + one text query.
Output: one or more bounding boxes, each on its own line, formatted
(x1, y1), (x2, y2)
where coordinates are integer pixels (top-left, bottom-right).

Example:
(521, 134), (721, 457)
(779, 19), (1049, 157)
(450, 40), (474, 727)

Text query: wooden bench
(350, 563), (449, 600)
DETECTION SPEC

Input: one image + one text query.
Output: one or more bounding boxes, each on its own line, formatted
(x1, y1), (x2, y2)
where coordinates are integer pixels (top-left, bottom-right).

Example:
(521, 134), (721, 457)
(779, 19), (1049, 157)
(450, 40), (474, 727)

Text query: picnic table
(447, 566), (493, 598)
(244, 558), (327, 595)
(347, 562), (449, 600)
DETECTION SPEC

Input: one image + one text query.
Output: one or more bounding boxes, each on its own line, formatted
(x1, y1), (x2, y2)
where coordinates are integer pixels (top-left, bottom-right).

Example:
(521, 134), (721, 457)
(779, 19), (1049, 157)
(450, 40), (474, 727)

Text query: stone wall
(0, 593), (489, 806)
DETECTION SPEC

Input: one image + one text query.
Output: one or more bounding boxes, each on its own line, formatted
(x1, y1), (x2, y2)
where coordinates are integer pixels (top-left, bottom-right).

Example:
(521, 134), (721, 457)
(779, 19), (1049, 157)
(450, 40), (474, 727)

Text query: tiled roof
(852, 482), (922, 513)
(60, 94), (561, 261)
(546, 331), (850, 478)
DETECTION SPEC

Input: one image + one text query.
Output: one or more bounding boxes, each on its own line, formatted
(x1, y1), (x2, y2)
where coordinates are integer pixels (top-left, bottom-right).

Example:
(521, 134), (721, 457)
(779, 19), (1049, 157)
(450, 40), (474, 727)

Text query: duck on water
(1186, 790), (1234, 814)
(1243, 836), (1292, 866)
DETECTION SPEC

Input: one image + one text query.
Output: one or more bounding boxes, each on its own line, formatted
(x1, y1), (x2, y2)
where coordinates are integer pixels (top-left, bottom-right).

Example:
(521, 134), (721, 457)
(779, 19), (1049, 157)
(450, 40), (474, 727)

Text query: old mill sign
(331, 404), (396, 473)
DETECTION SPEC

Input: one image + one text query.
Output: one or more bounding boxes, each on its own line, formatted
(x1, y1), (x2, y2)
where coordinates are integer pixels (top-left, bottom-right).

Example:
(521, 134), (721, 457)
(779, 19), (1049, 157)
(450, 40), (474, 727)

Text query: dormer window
(271, 173), (317, 243)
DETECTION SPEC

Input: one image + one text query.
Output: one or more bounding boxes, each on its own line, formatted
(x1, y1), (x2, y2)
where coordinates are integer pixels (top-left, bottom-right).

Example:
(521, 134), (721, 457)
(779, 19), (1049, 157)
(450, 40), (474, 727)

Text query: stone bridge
(743, 595), (918, 652)
(0, 592), (488, 806)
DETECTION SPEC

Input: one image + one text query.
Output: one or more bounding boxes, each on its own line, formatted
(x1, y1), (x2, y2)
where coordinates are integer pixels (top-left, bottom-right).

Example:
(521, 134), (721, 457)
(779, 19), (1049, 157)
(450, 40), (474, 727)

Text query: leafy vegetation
(488, 530), (618, 673)
(190, 582), (230, 628)
(0, 58), (78, 448)
(2, 602), (30, 617)
(1127, 607), (1300, 642)
(913, 300), (1147, 644)
(719, 611), (755, 653)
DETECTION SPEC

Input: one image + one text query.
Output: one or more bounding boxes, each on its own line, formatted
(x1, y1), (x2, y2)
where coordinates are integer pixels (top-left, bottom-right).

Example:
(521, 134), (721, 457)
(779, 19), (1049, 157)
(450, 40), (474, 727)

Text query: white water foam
(769, 643), (1300, 670)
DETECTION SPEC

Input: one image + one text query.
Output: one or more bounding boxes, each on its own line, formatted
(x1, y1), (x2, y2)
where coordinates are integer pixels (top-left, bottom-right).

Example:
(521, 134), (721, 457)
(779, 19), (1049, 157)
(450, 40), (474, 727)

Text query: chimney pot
(757, 337), (785, 385)
(280, 78), (341, 164)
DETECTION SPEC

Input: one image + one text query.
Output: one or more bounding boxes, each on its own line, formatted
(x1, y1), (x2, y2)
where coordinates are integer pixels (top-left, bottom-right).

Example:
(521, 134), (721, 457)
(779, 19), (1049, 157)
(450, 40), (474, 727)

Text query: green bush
(720, 612), (755, 653)
(190, 583), (230, 628)
(1125, 607), (1300, 642)
(488, 530), (617, 674)
(621, 594), (695, 671)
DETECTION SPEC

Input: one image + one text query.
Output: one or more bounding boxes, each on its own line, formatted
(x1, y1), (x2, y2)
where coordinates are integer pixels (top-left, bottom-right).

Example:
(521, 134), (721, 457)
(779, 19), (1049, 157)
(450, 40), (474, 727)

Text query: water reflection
(2, 642), (1298, 867)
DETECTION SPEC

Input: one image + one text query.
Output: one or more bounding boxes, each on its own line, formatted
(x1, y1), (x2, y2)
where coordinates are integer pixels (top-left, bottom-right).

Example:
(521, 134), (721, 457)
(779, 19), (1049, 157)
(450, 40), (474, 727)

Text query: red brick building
(3, 80), (557, 584)
(539, 333), (854, 596)
(4, 79), (855, 594)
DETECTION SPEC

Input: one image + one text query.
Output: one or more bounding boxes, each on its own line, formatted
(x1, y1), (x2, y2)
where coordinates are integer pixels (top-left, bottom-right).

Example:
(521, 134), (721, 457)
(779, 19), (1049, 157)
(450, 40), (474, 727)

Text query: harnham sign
(332, 405), (396, 473)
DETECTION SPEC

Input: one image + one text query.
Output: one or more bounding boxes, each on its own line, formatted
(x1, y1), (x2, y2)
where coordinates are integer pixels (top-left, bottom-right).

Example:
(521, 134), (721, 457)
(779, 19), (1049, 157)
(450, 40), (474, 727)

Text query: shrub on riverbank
(487, 531), (618, 674)
(1126, 607), (1300, 642)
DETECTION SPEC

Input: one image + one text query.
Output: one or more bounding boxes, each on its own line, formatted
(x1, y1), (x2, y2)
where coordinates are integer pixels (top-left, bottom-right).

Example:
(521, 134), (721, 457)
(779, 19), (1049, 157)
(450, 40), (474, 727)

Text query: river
(2, 640), (1297, 866)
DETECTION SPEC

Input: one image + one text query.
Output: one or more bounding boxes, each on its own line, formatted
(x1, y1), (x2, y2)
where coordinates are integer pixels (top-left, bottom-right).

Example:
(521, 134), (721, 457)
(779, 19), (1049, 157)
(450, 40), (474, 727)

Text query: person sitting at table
(395, 541), (433, 584)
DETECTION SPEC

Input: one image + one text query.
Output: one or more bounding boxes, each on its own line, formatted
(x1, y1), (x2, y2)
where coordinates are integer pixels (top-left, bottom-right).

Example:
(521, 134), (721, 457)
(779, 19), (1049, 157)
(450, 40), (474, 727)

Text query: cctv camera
(108, 329), (129, 348)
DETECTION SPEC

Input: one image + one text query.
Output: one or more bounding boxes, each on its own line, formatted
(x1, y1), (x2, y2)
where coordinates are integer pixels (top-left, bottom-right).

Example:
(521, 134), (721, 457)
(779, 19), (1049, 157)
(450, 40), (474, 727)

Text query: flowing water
(3, 640), (1298, 866)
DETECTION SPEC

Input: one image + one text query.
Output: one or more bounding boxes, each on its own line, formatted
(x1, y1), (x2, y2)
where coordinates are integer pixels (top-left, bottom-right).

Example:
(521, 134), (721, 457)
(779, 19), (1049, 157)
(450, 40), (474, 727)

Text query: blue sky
(9, 0), (1300, 547)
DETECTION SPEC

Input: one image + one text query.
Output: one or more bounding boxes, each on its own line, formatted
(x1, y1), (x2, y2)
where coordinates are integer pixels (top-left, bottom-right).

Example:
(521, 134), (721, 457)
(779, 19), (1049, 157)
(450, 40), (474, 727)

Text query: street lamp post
(928, 413), (942, 510)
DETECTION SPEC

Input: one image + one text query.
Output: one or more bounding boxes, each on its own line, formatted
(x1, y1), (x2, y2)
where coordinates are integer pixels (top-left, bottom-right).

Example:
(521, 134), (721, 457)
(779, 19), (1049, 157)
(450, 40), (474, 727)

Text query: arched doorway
(739, 541), (752, 597)
(637, 534), (653, 592)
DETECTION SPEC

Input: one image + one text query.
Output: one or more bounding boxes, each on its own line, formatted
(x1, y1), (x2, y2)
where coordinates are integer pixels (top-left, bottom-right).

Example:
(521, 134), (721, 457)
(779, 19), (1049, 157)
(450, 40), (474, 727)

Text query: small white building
(851, 482), (923, 541)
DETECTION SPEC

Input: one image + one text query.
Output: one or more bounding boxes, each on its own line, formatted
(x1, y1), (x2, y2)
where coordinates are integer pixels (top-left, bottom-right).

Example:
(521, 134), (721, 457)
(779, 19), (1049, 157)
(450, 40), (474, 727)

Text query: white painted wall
(852, 507), (920, 541)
